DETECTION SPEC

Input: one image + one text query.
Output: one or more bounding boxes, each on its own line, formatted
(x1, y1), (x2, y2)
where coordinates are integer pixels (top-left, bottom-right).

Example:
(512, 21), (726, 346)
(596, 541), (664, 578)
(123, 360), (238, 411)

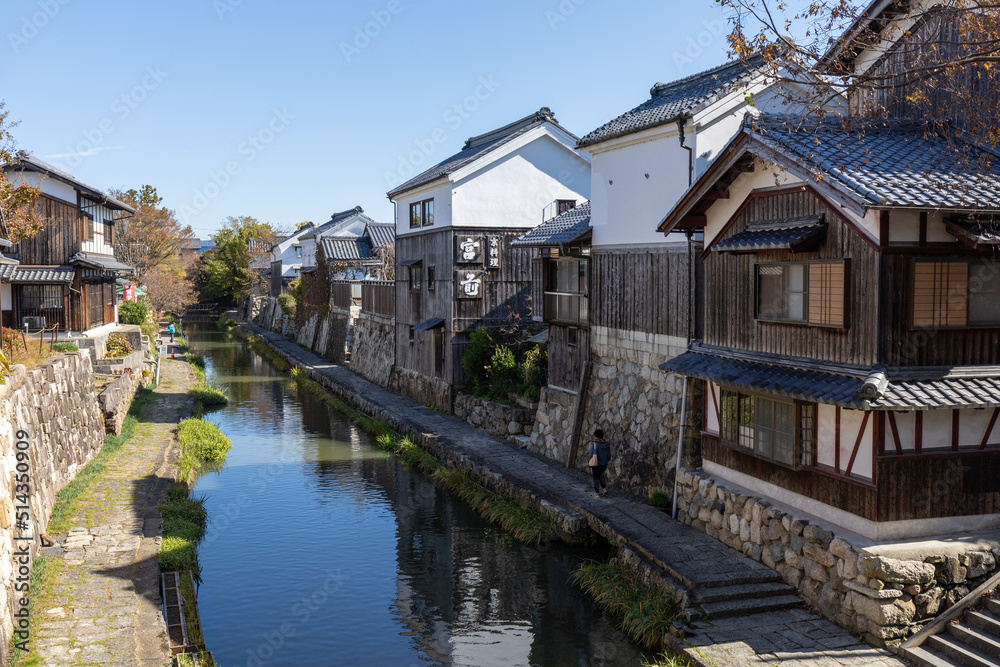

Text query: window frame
(422, 199), (434, 228)
(717, 388), (815, 470)
(755, 260), (848, 329)
(557, 199), (576, 215)
(408, 264), (423, 292)
(427, 266), (436, 291)
(911, 258), (1000, 329)
(542, 256), (589, 325)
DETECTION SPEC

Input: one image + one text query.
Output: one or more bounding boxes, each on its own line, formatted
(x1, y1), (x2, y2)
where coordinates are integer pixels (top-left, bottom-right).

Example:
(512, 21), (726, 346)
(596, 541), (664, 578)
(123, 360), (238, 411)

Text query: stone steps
(700, 594), (803, 620)
(903, 601), (1000, 667)
(694, 581), (796, 604)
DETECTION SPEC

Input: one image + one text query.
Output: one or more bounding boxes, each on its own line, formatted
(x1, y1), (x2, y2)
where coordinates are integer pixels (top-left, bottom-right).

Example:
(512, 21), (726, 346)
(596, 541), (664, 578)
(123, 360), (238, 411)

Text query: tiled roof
(366, 223), (395, 248)
(69, 252), (132, 272)
(663, 343), (1000, 410)
(944, 218), (1000, 245)
(7, 153), (134, 213)
(748, 115), (1000, 210)
(321, 237), (374, 262)
(511, 201), (591, 247)
(300, 207), (374, 240)
(9, 266), (76, 284)
(0, 263), (17, 280)
(713, 215), (827, 253)
(387, 108), (577, 198)
(579, 57), (764, 148)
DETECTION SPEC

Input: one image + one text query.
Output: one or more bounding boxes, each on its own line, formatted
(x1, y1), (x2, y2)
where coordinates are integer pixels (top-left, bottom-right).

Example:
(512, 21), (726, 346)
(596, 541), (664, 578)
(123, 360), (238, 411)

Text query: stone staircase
(905, 598), (1000, 667)
(692, 571), (802, 620)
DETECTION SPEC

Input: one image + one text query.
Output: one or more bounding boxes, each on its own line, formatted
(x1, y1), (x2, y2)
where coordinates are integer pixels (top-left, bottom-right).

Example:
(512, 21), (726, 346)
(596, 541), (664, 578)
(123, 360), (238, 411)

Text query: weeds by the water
(159, 486), (208, 577)
(177, 418), (232, 484)
(229, 328), (291, 372)
(642, 654), (692, 667)
(572, 559), (682, 650)
(190, 382), (229, 409)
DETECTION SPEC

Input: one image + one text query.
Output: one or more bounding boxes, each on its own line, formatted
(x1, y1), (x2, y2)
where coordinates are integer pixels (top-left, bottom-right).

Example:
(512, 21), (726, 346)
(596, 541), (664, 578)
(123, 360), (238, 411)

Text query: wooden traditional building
(2, 154), (133, 332)
(386, 108), (590, 411)
(660, 112), (1000, 540)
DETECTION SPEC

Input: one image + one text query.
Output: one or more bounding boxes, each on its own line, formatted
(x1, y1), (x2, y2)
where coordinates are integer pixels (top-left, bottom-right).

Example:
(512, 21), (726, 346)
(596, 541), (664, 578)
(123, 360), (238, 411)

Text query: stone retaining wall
(528, 386), (578, 463)
(351, 312), (394, 388)
(675, 468), (1000, 645)
(453, 394), (534, 441)
(97, 371), (143, 435)
(389, 367), (452, 414)
(94, 350), (144, 376)
(0, 353), (107, 657)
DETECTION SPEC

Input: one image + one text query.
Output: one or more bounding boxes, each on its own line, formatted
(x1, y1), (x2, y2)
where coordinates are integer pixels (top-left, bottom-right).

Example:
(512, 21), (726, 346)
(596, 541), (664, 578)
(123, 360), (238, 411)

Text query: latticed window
(913, 259), (1000, 327)
(757, 261), (846, 327)
(719, 389), (815, 469)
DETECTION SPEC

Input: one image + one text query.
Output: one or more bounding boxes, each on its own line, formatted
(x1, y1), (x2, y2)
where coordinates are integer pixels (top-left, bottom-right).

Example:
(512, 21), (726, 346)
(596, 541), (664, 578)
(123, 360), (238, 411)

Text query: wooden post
(565, 360), (593, 469)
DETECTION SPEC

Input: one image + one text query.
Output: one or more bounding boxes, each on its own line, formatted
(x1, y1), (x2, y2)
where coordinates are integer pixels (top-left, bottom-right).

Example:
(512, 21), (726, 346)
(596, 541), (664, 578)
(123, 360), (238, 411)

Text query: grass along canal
(184, 323), (657, 666)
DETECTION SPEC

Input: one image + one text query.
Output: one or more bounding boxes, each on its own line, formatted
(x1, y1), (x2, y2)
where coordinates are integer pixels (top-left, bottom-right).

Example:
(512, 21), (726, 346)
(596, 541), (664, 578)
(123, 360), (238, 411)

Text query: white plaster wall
(80, 201), (117, 257)
(0, 283), (10, 311)
(960, 408), (1000, 447)
(816, 406), (873, 480)
(8, 172), (77, 205)
(922, 410), (953, 451)
(451, 135), (589, 230)
(705, 381), (720, 434)
(393, 181), (453, 238)
(926, 211), (954, 243)
(590, 128), (691, 248)
(817, 403), (838, 469)
(889, 411), (918, 453)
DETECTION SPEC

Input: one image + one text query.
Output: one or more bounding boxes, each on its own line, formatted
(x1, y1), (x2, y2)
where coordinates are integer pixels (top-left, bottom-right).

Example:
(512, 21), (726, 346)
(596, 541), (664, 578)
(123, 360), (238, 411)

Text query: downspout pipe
(671, 377), (689, 520)
(677, 117), (694, 187)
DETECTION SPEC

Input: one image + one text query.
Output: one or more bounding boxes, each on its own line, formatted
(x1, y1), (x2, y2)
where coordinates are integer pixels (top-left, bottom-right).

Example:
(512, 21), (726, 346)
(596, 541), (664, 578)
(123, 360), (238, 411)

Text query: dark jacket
(592, 439), (611, 467)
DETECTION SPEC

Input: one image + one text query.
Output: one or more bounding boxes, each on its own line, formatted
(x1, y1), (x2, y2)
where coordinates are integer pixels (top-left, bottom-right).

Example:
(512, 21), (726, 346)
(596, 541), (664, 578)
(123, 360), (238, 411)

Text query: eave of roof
(818, 0), (906, 72)
(512, 201), (592, 247)
(8, 153), (135, 213)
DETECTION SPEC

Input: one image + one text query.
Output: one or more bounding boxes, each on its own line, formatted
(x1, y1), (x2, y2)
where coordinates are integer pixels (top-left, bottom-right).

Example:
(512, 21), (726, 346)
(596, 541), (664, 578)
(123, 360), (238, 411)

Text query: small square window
(557, 199), (576, 215)
(408, 264), (423, 291)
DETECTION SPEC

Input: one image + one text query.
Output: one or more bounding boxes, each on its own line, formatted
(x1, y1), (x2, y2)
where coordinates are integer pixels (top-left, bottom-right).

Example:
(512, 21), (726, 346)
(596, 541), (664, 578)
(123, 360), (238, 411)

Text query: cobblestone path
(30, 353), (193, 667)
(242, 322), (906, 667)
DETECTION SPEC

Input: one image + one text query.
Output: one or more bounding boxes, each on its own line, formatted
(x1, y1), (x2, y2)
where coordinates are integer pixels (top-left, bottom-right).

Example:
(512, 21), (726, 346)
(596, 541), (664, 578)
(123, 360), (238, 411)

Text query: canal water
(184, 325), (651, 667)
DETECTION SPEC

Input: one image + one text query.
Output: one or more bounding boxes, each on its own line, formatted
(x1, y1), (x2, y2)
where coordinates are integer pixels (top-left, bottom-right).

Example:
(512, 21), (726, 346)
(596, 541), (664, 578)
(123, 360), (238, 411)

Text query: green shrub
(461, 327), (495, 392)
(177, 418), (232, 483)
(105, 332), (133, 358)
(52, 342), (79, 353)
(488, 345), (519, 399)
(119, 299), (148, 325)
(277, 292), (296, 317)
(649, 491), (671, 510)
(190, 381), (228, 408)
(519, 344), (547, 396)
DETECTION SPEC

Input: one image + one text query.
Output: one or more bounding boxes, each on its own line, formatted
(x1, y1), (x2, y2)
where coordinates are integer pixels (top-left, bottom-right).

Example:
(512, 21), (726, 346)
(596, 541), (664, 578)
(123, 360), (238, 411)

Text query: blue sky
(1, 0), (733, 239)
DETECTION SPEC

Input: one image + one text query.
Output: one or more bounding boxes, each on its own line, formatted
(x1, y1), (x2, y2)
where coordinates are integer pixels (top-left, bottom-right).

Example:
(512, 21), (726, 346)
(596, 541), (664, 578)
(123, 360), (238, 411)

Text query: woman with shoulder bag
(588, 429), (610, 498)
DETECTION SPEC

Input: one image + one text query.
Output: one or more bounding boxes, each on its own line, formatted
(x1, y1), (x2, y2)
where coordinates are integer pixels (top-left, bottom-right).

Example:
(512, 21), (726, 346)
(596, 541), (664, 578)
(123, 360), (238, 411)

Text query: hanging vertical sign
(486, 236), (501, 270)
(456, 236), (483, 264)
(456, 270), (483, 299)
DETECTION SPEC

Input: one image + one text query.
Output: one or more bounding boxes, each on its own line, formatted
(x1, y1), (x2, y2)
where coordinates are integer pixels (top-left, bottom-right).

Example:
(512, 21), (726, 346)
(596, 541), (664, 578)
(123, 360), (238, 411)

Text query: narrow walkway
(241, 322), (906, 667)
(31, 345), (193, 666)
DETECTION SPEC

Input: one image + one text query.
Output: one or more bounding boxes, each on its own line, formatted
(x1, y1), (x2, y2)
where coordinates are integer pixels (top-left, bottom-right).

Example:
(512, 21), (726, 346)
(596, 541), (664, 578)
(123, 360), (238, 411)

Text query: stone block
(860, 555), (936, 584)
(804, 558), (829, 583)
(803, 545), (837, 568)
(803, 524), (834, 547)
(830, 537), (853, 559)
(960, 551), (996, 579)
(935, 556), (967, 585)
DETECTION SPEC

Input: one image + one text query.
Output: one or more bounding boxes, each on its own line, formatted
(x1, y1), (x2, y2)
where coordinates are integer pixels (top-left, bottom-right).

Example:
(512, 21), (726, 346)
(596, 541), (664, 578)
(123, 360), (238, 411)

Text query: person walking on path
(589, 429), (611, 497)
(168, 321), (175, 342)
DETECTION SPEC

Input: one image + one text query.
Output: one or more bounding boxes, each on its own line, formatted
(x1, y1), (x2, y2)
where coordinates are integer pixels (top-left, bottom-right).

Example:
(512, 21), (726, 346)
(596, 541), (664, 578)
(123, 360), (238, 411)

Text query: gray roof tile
(713, 215), (827, 253)
(9, 266), (76, 284)
(511, 201), (591, 247)
(321, 237), (374, 262)
(663, 343), (1000, 410)
(387, 108), (577, 198)
(579, 56), (764, 148)
(748, 114), (1000, 209)
(366, 223), (395, 248)
(69, 252), (132, 272)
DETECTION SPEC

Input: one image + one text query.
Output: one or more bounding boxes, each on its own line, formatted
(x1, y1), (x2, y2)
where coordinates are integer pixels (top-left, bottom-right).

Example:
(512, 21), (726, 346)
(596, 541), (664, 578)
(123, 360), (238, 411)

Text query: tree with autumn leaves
(717, 0), (1000, 145)
(0, 101), (41, 242)
(193, 216), (279, 306)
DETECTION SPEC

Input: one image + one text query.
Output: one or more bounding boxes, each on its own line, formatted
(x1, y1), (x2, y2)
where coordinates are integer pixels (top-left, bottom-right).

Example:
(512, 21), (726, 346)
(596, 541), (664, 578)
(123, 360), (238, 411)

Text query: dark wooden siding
(704, 190), (880, 366)
(395, 228), (534, 386)
(882, 253), (1000, 365)
(548, 323), (589, 391)
(12, 195), (81, 264)
(591, 244), (697, 338)
(269, 260), (283, 297)
(876, 452), (1000, 521)
(704, 435), (878, 521)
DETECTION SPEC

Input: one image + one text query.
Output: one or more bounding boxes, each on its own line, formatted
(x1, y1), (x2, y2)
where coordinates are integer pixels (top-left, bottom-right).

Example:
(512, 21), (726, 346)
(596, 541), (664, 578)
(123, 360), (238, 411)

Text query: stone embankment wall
(675, 468), (1000, 645)
(0, 353), (107, 656)
(351, 312), (394, 387)
(389, 368), (452, 414)
(98, 371), (145, 435)
(293, 306), (354, 365)
(530, 327), (701, 499)
(453, 394), (534, 441)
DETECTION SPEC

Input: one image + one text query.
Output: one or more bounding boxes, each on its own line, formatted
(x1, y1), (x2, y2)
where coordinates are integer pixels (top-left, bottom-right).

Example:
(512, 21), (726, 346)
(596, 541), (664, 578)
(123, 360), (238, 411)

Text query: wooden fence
(331, 281), (355, 309)
(361, 281), (395, 318)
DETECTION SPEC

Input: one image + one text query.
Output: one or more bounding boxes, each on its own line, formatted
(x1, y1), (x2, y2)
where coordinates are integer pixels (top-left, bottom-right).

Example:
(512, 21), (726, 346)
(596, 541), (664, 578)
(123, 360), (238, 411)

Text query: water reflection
(186, 326), (648, 666)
